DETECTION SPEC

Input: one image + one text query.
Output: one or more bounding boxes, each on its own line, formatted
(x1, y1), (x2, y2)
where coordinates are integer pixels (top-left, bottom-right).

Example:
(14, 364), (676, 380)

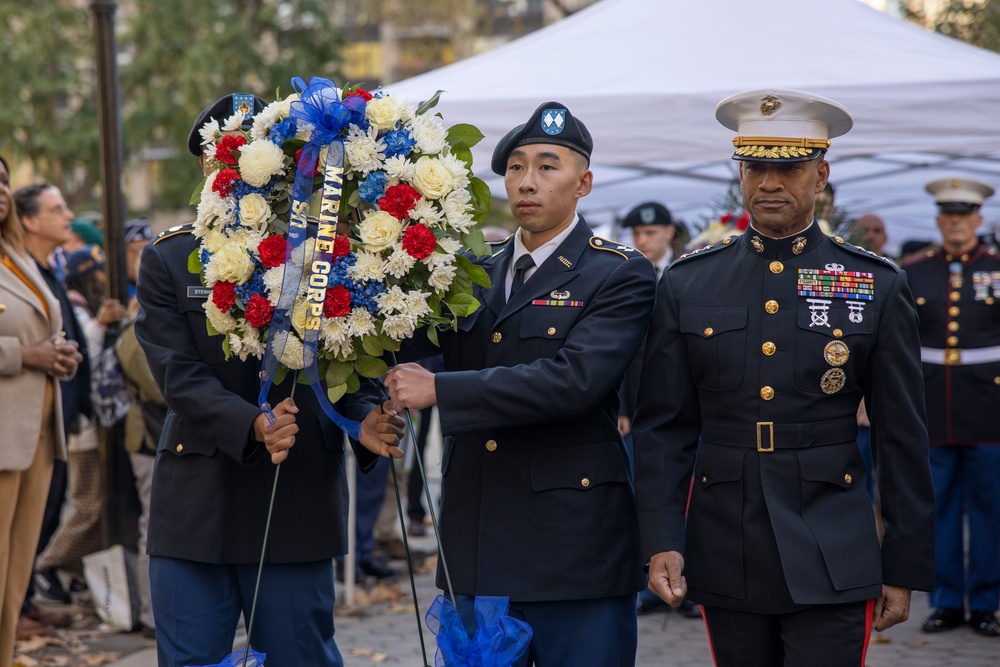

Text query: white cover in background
(387, 0), (1000, 251)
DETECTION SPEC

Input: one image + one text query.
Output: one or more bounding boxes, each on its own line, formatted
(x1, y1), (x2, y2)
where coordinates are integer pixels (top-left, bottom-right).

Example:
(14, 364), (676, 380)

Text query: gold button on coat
(762, 342), (776, 356)
(581, 478), (591, 488)
(949, 306), (960, 316)
(948, 321), (960, 332)
(994, 376), (1000, 385)
(491, 332), (502, 344)
(950, 292), (961, 302)
(701, 475), (708, 485)
(764, 300), (779, 314)
(947, 336), (959, 346)
(760, 386), (774, 400)
(547, 327), (556, 336)
(916, 297), (926, 305)
(704, 327), (714, 337)
(844, 473), (853, 484)
(833, 329), (843, 338)
(176, 444), (184, 453)
(485, 439), (497, 452)
(769, 261), (783, 274)
(0, 304), (5, 313)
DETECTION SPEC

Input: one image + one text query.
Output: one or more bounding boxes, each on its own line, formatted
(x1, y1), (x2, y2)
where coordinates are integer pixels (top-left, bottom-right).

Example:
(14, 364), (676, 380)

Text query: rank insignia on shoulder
(589, 237), (637, 259)
(153, 224), (194, 245)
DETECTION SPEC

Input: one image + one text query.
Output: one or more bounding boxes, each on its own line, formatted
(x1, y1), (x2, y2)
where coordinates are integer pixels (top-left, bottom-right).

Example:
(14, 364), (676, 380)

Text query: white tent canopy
(387, 0), (1000, 253)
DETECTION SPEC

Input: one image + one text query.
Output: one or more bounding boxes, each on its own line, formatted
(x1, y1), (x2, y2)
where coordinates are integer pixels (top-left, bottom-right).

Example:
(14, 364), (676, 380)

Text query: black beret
(187, 93), (267, 156)
(491, 101), (593, 176)
(622, 202), (673, 228)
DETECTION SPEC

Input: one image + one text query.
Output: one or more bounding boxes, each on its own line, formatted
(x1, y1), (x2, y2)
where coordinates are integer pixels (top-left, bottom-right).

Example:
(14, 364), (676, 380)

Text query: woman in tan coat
(0, 155), (81, 665)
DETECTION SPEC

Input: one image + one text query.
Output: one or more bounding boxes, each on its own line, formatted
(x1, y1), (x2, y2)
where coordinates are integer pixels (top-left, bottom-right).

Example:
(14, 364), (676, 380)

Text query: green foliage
(935, 0), (1000, 53)
(0, 2), (100, 205)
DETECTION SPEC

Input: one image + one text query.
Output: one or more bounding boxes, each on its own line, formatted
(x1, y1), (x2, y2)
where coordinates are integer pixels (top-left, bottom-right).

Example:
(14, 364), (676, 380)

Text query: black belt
(702, 417), (858, 452)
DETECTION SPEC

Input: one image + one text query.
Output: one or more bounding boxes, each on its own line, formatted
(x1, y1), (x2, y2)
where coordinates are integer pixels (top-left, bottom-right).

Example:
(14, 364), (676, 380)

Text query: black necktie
(509, 254), (535, 300)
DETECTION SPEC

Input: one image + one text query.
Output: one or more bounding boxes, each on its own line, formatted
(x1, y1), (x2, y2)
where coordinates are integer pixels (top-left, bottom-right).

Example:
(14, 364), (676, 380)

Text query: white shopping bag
(82, 544), (134, 632)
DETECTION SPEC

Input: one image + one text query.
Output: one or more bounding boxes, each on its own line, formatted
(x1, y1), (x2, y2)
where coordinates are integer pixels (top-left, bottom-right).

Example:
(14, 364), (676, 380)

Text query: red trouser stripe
(701, 605), (720, 666)
(860, 598), (875, 667)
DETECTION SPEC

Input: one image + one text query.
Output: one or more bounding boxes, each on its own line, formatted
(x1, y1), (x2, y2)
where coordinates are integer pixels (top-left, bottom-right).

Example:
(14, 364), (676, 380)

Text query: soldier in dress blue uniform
(908, 178), (1000, 637)
(135, 93), (404, 667)
(633, 89), (936, 666)
(386, 102), (656, 666)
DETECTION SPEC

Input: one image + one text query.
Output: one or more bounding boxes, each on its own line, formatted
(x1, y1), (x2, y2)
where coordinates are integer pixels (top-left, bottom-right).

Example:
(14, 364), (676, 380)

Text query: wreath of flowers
(191, 79), (491, 401)
(686, 210), (750, 251)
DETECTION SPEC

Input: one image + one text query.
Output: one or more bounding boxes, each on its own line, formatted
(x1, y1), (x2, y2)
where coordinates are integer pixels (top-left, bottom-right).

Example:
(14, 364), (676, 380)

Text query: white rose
(412, 157), (455, 200)
(209, 242), (254, 284)
(238, 140), (287, 187)
(365, 96), (404, 130)
(359, 211), (402, 252)
(238, 193), (271, 233)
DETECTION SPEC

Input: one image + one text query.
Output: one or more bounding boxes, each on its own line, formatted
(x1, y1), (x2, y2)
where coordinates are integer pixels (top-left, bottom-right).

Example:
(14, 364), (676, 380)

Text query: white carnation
(250, 99), (292, 141)
(429, 263), (457, 291)
(319, 317), (353, 359)
(410, 198), (443, 228)
(344, 124), (386, 175)
(222, 112), (246, 132)
(384, 155), (415, 181)
(228, 329), (265, 361)
(381, 313), (416, 341)
(199, 119), (222, 147)
(384, 243), (417, 278)
(238, 140), (287, 187)
(346, 308), (376, 338)
(349, 249), (386, 282)
(376, 285), (407, 315)
(204, 300), (238, 334)
(410, 113), (447, 155)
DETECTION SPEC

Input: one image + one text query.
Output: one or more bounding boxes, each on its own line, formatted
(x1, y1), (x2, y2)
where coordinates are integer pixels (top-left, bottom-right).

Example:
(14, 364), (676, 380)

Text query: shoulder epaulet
(831, 235), (899, 270)
(488, 234), (513, 258)
(152, 223), (195, 246)
(588, 236), (642, 260)
(674, 235), (740, 264)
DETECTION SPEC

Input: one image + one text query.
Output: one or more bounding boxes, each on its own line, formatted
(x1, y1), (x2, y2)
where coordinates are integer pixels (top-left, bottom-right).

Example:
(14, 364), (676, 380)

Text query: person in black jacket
(388, 102), (656, 666)
(633, 89), (936, 666)
(135, 93), (404, 667)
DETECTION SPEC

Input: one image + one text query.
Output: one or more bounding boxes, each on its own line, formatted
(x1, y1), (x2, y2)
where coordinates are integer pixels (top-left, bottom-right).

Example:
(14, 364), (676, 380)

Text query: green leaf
(455, 253), (492, 288)
(221, 334), (232, 359)
(355, 354), (389, 379)
(346, 371), (361, 394)
(415, 90), (445, 116)
(446, 123), (484, 149)
(376, 332), (401, 353)
(462, 227), (491, 258)
(426, 324), (440, 347)
(273, 365), (289, 388)
(205, 318), (220, 337)
(445, 292), (480, 318)
(451, 142), (474, 170)
(327, 382), (348, 404)
(361, 335), (383, 357)
(188, 248), (203, 275)
(189, 176), (206, 206)
(469, 177), (492, 212)
(325, 359), (354, 387)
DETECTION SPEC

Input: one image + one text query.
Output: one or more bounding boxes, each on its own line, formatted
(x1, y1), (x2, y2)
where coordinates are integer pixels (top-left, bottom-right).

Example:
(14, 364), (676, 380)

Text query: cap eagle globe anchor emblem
(760, 95), (781, 116)
(541, 108), (567, 135)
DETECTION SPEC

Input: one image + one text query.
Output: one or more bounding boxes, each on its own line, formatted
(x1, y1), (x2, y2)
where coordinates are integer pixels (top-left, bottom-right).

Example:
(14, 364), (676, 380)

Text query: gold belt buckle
(757, 421), (774, 452)
(944, 349), (961, 366)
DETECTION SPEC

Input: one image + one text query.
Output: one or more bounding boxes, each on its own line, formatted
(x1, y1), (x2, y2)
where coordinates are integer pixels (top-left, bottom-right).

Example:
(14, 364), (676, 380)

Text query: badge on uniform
(798, 268), (874, 325)
(187, 286), (212, 299)
(541, 108), (566, 136)
(640, 207), (656, 225)
(973, 271), (1000, 300)
(232, 93), (256, 120)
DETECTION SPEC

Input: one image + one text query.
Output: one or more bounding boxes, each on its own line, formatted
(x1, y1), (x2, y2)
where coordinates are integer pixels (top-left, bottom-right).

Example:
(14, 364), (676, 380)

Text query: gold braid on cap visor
(732, 136), (831, 159)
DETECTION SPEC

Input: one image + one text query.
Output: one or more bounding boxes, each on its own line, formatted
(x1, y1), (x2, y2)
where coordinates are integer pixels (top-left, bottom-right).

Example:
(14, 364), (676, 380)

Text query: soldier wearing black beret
(389, 101), (655, 665)
(136, 92), (404, 667)
(907, 177), (1000, 637)
(633, 89), (936, 665)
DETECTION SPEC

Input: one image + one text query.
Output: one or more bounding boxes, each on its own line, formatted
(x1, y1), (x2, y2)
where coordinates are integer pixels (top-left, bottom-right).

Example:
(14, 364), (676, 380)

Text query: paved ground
(14, 530), (999, 667)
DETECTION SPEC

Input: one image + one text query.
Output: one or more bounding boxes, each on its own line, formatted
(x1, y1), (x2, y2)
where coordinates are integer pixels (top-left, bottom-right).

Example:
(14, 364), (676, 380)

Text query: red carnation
(323, 285), (352, 318)
(211, 281), (236, 313)
(333, 235), (351, 258)
(346, 88), (373, 102)
(719, 212), (733, 225)
(402, 223), (437, 261)
(212, 168), (240, 197)
(244, 293), (275, 328)
(215, 134), (247, 165)
(294, 147), (321, 177)
(258, 234), (288, 269)
(379, 184), (421, 220)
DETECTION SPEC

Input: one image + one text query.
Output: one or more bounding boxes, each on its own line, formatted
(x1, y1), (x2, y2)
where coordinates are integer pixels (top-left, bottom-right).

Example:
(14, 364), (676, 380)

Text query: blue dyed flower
(382, 128), (416, 159)
(235, 270), (267, 303)
(358, 172), (389, 205)
(268, 118), (298, 146)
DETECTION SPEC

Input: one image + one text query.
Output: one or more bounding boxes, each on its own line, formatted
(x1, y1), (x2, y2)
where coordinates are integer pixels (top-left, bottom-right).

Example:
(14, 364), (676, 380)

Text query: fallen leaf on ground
(82, 651), (119, 665)
(872, 635), (892, 644)
(348, 648), (377, 657)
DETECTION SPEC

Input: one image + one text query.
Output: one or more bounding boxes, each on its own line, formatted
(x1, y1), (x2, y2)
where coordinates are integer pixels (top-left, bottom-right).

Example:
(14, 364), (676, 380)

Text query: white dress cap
(925, 177), (995, 208)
